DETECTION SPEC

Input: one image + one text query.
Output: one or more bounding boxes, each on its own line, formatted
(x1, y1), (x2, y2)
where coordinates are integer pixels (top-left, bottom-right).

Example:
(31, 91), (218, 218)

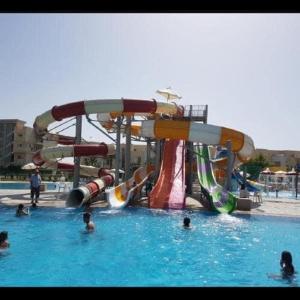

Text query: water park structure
(26, 93), (256, 214)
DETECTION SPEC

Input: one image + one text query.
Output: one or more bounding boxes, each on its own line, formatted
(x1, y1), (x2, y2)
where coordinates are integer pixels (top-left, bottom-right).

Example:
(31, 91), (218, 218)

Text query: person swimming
(183, 217), (191, 229)
(0, 231), (9, 249)
(83, 212), (95, 232)
(268, 250), (296, 283)
(16, 204), (29, 217)
(280, 251), (295, 278)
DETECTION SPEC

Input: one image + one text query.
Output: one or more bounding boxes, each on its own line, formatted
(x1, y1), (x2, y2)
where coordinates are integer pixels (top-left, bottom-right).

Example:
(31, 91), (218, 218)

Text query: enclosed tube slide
(149, 139), (186, 209)
(32, 143), (115, 166)
(32, 98), (181, 208)
(33, 99), (182, 136)
(232, 170), (263, 192)
(196, 144), (237, 214)
(66, 168), (114, 207)
(31, 143), (115, 207)
(35, 160), (114, 178)
(107, 164), (154, 209)
(44, 133), (76, 145)
(132, 120), (254, 163)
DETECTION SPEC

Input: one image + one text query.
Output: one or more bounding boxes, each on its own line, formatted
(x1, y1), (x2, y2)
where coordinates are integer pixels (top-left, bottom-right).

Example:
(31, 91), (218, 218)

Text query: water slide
(232, 170), (264, 192)
(210, 148), (262, 192)
(33, 99), (182, 207)
(195, 144), (237, 214)
(107, 164), (154, 209)
(67, 168), (114, 207)
(131, 119), (254, 213)
(149, 139), (186, 209)
(30, 143), (115, 207)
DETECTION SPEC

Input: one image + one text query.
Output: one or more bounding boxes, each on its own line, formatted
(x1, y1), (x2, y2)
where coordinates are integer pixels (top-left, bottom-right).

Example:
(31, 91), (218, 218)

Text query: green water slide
(195, 144), (237, 214)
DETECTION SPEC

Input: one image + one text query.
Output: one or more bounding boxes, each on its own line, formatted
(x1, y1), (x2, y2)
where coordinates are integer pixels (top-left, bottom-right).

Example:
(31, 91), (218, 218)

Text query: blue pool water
(262, 191), (298, 200)
(0, 182), (57, 190)
(0, 207), (299, 287)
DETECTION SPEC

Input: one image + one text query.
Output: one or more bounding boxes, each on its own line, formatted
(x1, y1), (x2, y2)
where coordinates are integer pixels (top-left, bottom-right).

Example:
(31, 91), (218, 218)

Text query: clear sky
(0, 13), (299, 150)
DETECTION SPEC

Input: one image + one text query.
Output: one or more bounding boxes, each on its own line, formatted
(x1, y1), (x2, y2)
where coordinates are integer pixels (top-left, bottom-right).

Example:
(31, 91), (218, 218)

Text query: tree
(240, 154), (270, 180)
(83, 157), (101, 168)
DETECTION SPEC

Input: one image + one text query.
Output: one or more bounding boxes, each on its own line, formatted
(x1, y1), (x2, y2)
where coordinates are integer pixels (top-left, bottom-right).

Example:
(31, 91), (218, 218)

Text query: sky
(0, 13), (299, 151)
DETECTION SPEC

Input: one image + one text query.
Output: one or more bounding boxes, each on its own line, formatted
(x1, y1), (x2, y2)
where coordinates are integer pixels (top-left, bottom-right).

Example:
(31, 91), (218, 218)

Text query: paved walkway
(1, 189), (300, 218)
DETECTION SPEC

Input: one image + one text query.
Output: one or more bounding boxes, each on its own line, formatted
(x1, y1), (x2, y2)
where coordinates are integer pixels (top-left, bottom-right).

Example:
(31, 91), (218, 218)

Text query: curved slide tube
(32, 143), (115, 166)
(31, 143), (115, 207)
(66, 168), (114, 207)
(32, 160), (115, 178)
(232, 170), (263, 192)
(196, 144), (237, 214)
(44, 133), (76, 145)
(133, 120), (254, 163)
(33, 99), (183, 136)
(31, 98), (181, 209)
(149, 139), (186, 209)
(107, 165), (155, 209)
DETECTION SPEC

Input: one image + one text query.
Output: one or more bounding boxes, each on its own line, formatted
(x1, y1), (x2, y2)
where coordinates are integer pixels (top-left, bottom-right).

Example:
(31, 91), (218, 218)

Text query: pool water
(262, 191), (299, 200)
(0, 182), (58, 190)
(0, 207), (299, 287)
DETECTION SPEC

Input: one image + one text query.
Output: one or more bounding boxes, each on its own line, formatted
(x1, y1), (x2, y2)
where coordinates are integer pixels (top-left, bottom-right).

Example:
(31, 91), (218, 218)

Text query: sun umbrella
(156, 87), (182, 101)
(274, 170), (287, 176)
(287, 168), (297, 175)
(261, 168), (274, 175)
(21, 163), (38, 170)
(110, 168), (125, 174)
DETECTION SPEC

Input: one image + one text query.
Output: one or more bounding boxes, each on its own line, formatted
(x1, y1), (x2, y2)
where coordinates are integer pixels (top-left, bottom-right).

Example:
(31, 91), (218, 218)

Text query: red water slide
(149, 139), (186, 209)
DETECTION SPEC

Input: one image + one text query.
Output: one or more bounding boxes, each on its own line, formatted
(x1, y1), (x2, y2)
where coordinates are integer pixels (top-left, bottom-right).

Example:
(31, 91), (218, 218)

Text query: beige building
(81, 143), (153, 170)
(0, 119), (42, 168)
(253, 148), (300, 171)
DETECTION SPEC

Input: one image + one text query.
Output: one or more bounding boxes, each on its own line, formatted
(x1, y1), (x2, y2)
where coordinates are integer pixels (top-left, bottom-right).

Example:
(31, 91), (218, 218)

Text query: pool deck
(1, 189), (300, 218)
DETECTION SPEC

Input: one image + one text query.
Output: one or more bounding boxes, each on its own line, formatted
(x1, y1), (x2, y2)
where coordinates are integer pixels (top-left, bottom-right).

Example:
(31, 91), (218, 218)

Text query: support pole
(124, 115), (131, 181)
(296, 171), (299, 199)
(243, 165), (247, 185)
(154, 139), (161, 182)
(73, 115), (82, 189)
(115, 116), (122, 186)
(225, 140), (233, 191)
(146, 139), (151, 166)
(186, 105), (193, 195)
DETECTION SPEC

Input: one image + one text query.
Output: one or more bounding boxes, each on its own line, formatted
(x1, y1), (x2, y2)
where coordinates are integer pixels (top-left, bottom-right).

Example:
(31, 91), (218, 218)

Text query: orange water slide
(149, 139), (186, 209)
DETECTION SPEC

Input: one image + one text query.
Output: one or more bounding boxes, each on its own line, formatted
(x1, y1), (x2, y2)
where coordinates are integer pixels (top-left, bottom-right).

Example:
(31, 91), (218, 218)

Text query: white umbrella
(287, 168), (297, 175)
(156, 87), (182, 101)
(110, 169), (125, 174)
(274, 170), (286, 176)
(21, 163), (38, 170)
(239, 171), (250, 178)
(261, 168), (274, 175)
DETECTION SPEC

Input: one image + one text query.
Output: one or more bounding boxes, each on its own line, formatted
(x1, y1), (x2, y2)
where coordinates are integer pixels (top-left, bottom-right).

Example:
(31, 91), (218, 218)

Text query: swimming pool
(0, 207), (299, 287)
(0, 181), (67, 190)
(262, 191), (299, 200)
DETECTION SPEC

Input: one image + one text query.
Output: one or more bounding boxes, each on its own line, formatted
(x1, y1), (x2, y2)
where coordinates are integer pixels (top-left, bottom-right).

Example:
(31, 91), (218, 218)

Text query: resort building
(254, 149), (300, 171)
(0, 119), (43, 168)
(81, 143), (152, 171)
